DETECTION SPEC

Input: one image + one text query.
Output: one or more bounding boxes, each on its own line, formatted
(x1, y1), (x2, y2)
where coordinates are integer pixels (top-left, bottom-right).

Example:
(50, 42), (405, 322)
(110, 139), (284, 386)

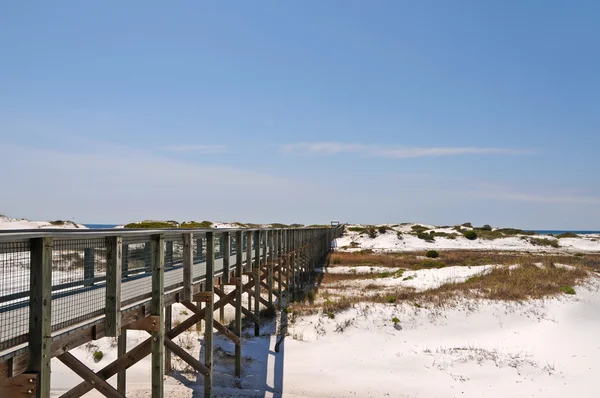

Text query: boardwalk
(0, 226), (342, 397)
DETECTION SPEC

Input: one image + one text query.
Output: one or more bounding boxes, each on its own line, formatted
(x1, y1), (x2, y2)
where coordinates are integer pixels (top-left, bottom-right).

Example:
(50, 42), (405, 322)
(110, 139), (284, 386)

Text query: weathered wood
(0, 373), (37, 398)
(83, 248), (95, 286)
(182, 233), (193, 302)
(105, 236), (122, 337)
(222, 231), (230, 283)
(253, 230), (261, 336)
(163, 338), (210, 377)
(123, 315), (161, 332)
(193, 291), (214, 303)
(246, 231), (253, 318)
(181, 302), (241, 346)
(223, 276), (240, 285)
(151, 234), (165, 398)
(204, 232), (215, 398)
(165, 305), (172, 375)
(29, 237), (53, 398)
(58, 352), (123, 398)
(117, 329), (126, 395)
(234, 230), (243, 378)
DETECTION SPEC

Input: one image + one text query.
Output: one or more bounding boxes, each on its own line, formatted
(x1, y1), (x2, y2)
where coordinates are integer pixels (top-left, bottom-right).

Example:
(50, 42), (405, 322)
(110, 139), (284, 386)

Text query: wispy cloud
(282, 142), (532, 158)
(161, 144), (226, 154)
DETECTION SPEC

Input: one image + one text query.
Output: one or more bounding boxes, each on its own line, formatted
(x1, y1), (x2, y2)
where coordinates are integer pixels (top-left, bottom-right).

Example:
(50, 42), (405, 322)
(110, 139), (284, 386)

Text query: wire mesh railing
(0, 226), (343, 353)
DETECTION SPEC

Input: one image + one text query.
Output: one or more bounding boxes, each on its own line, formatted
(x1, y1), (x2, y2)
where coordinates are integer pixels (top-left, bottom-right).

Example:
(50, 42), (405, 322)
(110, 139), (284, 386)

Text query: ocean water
(84, 224), (119, 229)
(534, 230), (600, 235)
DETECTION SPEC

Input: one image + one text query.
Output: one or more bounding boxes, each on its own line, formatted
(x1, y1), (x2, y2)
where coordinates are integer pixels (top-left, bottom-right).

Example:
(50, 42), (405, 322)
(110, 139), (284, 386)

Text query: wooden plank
(29, 237), (53, 398)
(165, 305), (172, 375)
(151, 234), (165, 398)
(105, 236), (122, 337)
(163, 338), (210, 377)
(204, 231), (215, 398)
(0, 373), (37, 398)
(182, 233), (193, 302)
(83, 248), (95, 286)
(123, 315), (161, 332)
(117, 329), (126, 395)
(57, 352), (123, 398)
(234, 230), (243, 378)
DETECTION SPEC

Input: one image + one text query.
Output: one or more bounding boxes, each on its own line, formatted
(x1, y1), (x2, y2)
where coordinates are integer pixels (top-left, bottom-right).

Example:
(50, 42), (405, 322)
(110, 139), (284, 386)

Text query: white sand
(336, 224), (600, 253)
(0, 215), (86, 230)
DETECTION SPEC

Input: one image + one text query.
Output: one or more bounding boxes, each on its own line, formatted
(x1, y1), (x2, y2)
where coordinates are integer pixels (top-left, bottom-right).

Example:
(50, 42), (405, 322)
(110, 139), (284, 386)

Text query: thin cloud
(282, 142), (532, 158)
(161, 145), (226, 153)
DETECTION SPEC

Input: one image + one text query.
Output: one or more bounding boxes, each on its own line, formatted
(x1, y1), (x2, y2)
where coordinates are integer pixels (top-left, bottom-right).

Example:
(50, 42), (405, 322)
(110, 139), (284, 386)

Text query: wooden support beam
(57, 352), (123, 398)
(223, 276), (240, 286)
(123, 315), (161, 332)
(234, 230), (243, 378)
(182, 233), (193, 302)
(181, 302), (241, 346)
(192, 292), (213, 303)
(163, 338), (210, 377)
(117, 329), (126, 395)
(151, 234), (165, 398)
(165, 305), (172, 375)
(204, 231), (215, 398)
(245, 231), (252, 319)
(253, 230), (260, 337)
(267, 230), (274, 307)
(0, 373), (37, 398)
(29, 237), (52, 398)
(105, 236), (122, 337)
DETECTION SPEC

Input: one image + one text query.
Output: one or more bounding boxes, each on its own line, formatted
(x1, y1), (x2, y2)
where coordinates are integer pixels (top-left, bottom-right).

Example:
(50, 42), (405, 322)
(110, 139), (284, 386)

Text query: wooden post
(165, 305), (172, 375)
(117, 329), (127, 395)
(222, 231), (231, 283)
(220, 232), (230, 324)
(284, 230), (290, 306)
(151, 234), (165, 398)
(253, 230), (260, 336)
(105, 236), (122, 337)
(277, 230), (282, 303)
(234, 230), (243, 378)
(29, 237), (53, 398)
(245, 231), (252, 315)
(291, 230), (296, 302)
(204, 232), (215, 398)
(267, 230), (273, 307)
(83, 248), (95, 286)
(182, 233), (193, 303)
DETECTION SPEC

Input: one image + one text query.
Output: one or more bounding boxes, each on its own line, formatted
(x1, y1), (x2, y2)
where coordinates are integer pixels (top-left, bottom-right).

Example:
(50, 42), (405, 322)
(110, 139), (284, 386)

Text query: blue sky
(1, 1), (599, 228)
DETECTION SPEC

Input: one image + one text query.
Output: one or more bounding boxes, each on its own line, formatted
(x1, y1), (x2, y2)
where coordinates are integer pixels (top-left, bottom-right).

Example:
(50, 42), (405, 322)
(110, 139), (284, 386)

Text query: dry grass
(330, 250), (600, 270)
(289, 251), (598, 317)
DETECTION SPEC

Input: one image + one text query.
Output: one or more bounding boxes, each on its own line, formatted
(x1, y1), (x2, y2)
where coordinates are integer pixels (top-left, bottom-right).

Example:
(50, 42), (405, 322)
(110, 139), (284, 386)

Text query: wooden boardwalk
(0, 226), (342, 397)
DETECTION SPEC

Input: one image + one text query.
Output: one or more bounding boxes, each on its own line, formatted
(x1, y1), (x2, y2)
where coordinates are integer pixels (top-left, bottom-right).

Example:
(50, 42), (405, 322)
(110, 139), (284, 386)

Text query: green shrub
(385, 294), (396, 303)
(411, 225), (428, 233)
(481, 224), (492, 231)
(560, 285), (576, 295)
(433, 232), (459, 239)
(124, 220), (178, 229)
(391, 317), (400, 324)
(557, 232), (579, 239)
(270, 223), (289, 228)
(366, 227), (377, 239)
(377, 226), (389, 234)
(180, 220), (213, 228)
(93, 350), (104, 363)
(347, 226), (364, 232)
(461, 222), (472, 228)
(425, 250), (439, 258)
(463, 230), (478, 240)
(529, 237), (559, 248)
(417, 232), (435, 242)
